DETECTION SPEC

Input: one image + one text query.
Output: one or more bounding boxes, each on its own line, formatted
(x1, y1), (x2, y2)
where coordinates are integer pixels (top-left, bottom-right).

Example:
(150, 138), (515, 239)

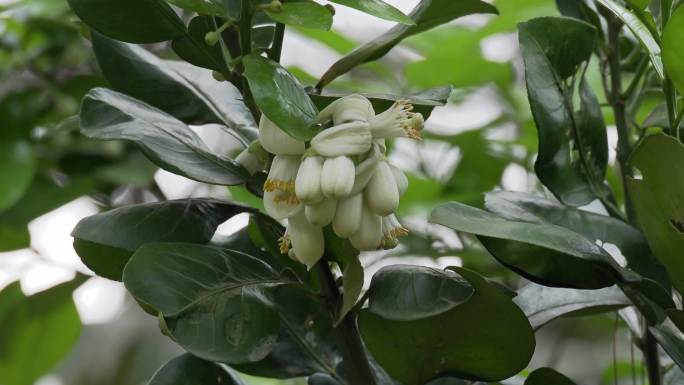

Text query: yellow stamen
(263, 179), (295, 192)
(278, 234), (291, 254)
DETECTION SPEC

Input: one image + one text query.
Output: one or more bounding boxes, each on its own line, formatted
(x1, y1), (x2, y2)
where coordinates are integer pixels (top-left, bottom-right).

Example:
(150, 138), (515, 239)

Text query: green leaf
(626, 0), (652, 9)
(359, 267), (534, 384)
(72, 198), (250, 280)
(627, 134), (684, 294)
(164, 0), (227, 16)
(171, 16), (228, 72)
(519, 17), (611, 207)
(0, 141), (36, 212)
(596, 0), (664, 79)
(148, 353), (246, 385)
(524, 368), (577, 385)
(243, 53), (319, 141)
(92, 32), (257, 142)
(79, 88), (250, 185)
(124, 242), (296, 363)
(336, 254), (364, 324)
(309, 86), (451, 120)
(0, 280), (82, 385)
(317, 0), (497, 88)
(662, 5), (684, 96)
(367, 265), (473, 321)
(650, 325), (684, 372)
(665, 365), (684, 385)
(485, 191), (669, 287)
(67, 0), (186, 43)
(328, 0), (414, 24)
(429, 201), (629, 289)
(265, 1), (333, 31)
(514, 283), (630, 330)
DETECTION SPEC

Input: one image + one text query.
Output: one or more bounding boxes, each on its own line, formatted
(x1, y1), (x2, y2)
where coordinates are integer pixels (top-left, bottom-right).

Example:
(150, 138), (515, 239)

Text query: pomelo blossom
(257, 94), (424, 268)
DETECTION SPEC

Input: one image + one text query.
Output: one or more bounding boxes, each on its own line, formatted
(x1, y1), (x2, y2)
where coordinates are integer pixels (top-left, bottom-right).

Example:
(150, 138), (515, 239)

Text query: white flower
(295, 156), (323, 204)
(259, 115), (306, 155)
(350, 151), (380, 195)
(281, 209), (324, 269)
(390, 164), (408, 196)
(368, 100), (423, 140)
(350, 202), (382, 251)
(305, 198), (337, 227)
(380, 214), (409, 249)
(321, 156), (355, 199)
(311, 121), (372, 157)
(263, 155), (301, 219)
(235, 147), (263, 175)
(332, 193), (363, 238)
(317, 94), (374, 125)
(364, 161), (399, 216)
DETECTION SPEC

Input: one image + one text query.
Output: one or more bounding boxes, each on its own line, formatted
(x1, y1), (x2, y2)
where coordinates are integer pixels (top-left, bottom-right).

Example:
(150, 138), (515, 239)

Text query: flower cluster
(256, 95), (422, 268)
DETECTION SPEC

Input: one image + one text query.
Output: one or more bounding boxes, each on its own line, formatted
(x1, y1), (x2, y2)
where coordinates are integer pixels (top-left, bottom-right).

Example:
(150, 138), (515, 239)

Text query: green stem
(238, 0), (260, 120)
(661, 0), (677, 136)
(643, 330), (662, 385)
(623, 56), (650, 99)
(269, 22), (286, 62)
(316, 261), (377, 385)
(674, 103), (684, 140)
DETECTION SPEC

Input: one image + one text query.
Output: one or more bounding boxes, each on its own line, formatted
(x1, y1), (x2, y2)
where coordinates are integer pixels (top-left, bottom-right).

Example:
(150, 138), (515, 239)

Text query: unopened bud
(205, 31), (220, 46)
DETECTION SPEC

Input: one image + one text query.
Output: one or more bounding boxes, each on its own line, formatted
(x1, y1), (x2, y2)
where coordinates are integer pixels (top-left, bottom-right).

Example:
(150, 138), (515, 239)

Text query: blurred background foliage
(0, 0), (653, 384)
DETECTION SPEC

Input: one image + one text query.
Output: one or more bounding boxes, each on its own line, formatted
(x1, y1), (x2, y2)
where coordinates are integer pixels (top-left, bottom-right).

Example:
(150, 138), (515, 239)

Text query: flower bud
(368, 100), (423, 140)
(295, 156), (323, 204)
(305, 198), (336, 227)
(235, 147), (263, 175)
(317, 94), (374, 125)
(263, 155), (301, 219)
(286, 210), (324, 269)
(380, 214), (409, 250)
(350, 151), (379, 195)
(350, 202), (382, 251)
(311, 121), (372, 157)
(259, 115), (305, 155)
(321, 156), (355, 199)
(390, 164), (408, 196)
(332, 193), (362, 238)
(364, 161), (399, 216)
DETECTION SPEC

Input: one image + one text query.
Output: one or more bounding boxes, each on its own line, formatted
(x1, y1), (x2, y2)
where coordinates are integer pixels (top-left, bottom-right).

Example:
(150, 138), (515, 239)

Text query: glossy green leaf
(92, 32), (256, 142)
(367, 265), (474, 321)
(430, 201), (629, 289)
(524, 368), (577, 385)
(317, 0), (497, 88)
(265, 2), (333, 31)
(165, 0), (226, 16)
(328, 0), (414, 24)
(0, 280), (82, 385)
(0, 141), (36, 212)
(243, 53), (319, 141)
(650, 325), (684, 372)
(514, 283), (630, 330)
(627, 134), (684, 293)
(519, 17), (610, 207)
(67, 0), (186, 43)
(359, 267), (534, 384)
(124, 243), (297, 363)
(171, 16), (228, 72)
(149, 353), (246, 385)
(337, 253), (364, 324)
(662, 5), (684, 95)
(72, 199), (250, 280)
(80, 88), (250, 185)
(485, 191), (669, 286)
(310, 86), (451, 120)
(596, 0), (664, 79)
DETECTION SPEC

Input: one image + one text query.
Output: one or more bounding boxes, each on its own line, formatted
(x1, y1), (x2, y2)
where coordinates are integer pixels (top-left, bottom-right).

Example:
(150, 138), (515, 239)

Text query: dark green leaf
(0, 141), (36, 212)
(519, 17), (610, 207)
(67, 0), (186, 43)
(165, 0), (226, 16)
(328, 0), (414, 24)
(317, 0), (497, 88)
(92, 32), (256, 142)
(627, 134), (684, 293)
(337, 253), (364, 324)
(650, 325), (684, 372)
(359, 267), (534, 384)
(662, 4), (684, 95)
(265, 2), (333, 31)
(665, 365), (684, 385)
(429, 201), (630, 289)
(124, 243), (296, 363)
(524, 368), (577, 385)
(80, 88), (250, 185)
(243, 53), (319, 141)
(171, 16), (228, 73)
(149, 353), (246, 385)
(367, 265), (473, 321)
(514, 283), (630, 330)
(0, 280), (82, 385)
(72, 198), (250, 280)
